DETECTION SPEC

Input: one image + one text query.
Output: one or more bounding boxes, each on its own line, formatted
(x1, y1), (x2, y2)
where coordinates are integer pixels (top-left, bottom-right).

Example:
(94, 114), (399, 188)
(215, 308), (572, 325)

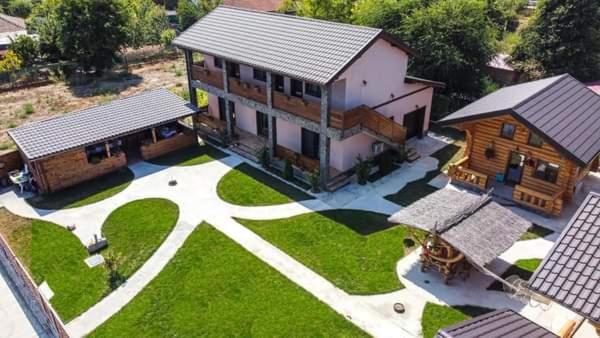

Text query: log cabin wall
(458, 115), (583, 201)
(0, 150), (23, 180)
(31, 148), (127, 193)
(140, 131), (197, 161)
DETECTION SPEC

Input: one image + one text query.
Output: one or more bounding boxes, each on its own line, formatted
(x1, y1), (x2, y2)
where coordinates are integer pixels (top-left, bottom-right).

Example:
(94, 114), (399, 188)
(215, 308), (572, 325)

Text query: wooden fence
(0, 234), (69, 338)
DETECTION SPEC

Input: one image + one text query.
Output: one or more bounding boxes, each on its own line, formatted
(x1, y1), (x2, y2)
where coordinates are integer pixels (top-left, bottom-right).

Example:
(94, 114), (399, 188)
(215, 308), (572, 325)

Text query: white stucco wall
(330, 133), (377, 172)
(276, 118), (302, 153)
(375, 85), (434, 135)
(207, 93), (220, 119)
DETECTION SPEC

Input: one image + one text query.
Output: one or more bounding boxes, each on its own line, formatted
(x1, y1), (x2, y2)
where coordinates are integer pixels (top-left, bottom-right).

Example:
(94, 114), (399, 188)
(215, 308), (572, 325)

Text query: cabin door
(505, 152), (525, 185)
(403, 107), (425, 139)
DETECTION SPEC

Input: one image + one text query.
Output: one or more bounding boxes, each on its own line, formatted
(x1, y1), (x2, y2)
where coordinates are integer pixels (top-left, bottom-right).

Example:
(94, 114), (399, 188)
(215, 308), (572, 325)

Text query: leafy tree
(177, 0), (220, 30)
(485, 0), (527, 33)
(0, 50), (22, 73)
(160, 28), (176, 48)
(28, 0), (62, 62)
(512, 0), (600, 81)
(54, 0), (129, 72)
(125, 0), (168, 49)
(283, 0), (355, 22)
(8, 35), (38, 65)
(401, 0), (497, 96)
(351, 0), (425, 34)
(7, 0), (33, 18)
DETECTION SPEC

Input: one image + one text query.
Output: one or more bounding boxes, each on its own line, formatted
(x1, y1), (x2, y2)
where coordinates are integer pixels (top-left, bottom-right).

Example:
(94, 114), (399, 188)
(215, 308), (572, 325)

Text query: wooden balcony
(191, 64), (223, 89)
(345, 105), (406, 144)
(448, 157), (489, 191)
(229, 78), (267, 104)
(513, 185), (564, 216)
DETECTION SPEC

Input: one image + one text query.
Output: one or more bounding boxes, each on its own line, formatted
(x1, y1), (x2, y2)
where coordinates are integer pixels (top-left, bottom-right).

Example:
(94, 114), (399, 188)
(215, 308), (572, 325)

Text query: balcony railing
(513, 185), (564, 216)
(448, 157), (488, 191)
(191, 64), (223, 89)
(229, 78), (267, 104)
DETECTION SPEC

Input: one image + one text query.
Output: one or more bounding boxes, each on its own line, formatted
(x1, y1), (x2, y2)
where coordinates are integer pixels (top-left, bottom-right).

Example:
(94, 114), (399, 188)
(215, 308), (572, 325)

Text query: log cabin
(438, 74), (600, 216)
(7, 89), (198, 193)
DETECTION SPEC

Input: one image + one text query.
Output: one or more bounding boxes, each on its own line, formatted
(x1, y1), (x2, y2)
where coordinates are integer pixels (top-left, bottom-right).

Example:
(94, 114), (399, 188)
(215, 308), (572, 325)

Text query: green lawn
(421, 302), (494, 338)
(237, 210), (416, 294)
(102, 198), (179, 278)
(147, 143), (227, 167)
(0, 199), (179, 321)
(520, 224), (554, 241)
(385, 144), (463, 206)
(217, 163), (313, 206)
(90, 223), (367, 337)
(27, 167), (134, 210)
(488, 258), (542, 291)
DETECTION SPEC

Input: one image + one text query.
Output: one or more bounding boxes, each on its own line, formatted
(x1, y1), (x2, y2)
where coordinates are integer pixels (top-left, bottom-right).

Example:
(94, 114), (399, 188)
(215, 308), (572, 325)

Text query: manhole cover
(393, 303), (405, 314)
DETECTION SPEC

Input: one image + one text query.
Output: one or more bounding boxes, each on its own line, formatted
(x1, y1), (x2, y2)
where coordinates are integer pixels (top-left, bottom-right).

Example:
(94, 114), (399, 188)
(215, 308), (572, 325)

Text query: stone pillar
(183, 49), (197, 107)
(222, 61), (234, 138)
(266, 72), (276, 159)
(319, 85), (331, 187)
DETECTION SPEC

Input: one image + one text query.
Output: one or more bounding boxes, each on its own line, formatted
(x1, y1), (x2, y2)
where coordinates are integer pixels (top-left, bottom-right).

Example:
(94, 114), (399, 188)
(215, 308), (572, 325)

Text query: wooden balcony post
(105, 142), (111, 158)
(184, 49), (197, 107)
(319, 84), (331, 186)
(152, 128), (157, 143)
(222, 61), (234, 138)
(266, 72), (276, 159)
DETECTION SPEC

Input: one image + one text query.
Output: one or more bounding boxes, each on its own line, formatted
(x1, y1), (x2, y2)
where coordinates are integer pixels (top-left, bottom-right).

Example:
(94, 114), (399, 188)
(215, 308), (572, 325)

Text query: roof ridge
(513, 73), (570, 110)
(217, 5), (382, 32)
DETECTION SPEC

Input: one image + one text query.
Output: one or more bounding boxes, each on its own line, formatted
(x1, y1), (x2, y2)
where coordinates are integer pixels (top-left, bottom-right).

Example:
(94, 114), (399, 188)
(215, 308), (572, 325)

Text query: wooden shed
(7, 89), (198, 193)
(438, 74), (600, 216)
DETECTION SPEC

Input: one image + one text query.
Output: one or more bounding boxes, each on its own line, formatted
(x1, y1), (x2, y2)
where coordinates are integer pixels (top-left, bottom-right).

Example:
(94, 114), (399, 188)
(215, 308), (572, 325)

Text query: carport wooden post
(105, 142), (111, 158)
(151, 128), (157, 144)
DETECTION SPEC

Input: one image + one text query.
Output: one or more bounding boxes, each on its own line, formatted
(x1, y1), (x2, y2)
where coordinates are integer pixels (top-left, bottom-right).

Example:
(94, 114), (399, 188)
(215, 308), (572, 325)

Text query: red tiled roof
(222, 0), (284, 12)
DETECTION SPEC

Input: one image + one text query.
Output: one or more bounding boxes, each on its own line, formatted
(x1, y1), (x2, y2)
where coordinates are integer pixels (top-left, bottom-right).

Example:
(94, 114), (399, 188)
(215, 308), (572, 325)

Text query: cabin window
(500, 123), (516, 139)
(256, 111), (269, 138)
(218, 98), (235, 121)
(214, 57), (223, 69)
(305, 82), (321, 98)
(85, 142), (109, 164)
(226, 61), (240, 79)
(291, 79), (303, 98)
(274, 74), (284, 93)
(301, 128), (320, 160)
(253, 68), (267, 82)
(528, 132), (544, 147)
(533, 160), (560, 183)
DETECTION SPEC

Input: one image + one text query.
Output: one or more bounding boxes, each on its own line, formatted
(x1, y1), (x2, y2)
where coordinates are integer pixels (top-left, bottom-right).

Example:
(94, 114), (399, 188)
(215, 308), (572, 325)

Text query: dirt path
(0, 57), (186, 148)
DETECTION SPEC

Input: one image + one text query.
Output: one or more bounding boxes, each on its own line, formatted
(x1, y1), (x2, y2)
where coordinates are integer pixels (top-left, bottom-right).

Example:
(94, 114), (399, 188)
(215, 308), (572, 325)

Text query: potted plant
(283, 158), (293, 180)
(355, 155), (371, 185)
(259, 147), (270, 169)
(308, 169), (320, 193)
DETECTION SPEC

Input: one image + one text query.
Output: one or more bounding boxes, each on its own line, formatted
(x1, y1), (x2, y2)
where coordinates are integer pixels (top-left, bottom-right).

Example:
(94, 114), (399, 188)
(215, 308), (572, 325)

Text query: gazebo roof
(388, 189), (531, 267)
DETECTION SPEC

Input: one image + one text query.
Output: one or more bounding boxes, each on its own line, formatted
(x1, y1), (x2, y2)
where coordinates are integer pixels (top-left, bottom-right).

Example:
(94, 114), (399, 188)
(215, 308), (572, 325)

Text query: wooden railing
(0, 234), (69, 338)
(356, 105), (406, 143)
(228, 78), (267, 104)
(275, 145), (319, 172)
(447, 157), (488, 190)
(513, 185), (564, 216)
(191, 64), (223, 89)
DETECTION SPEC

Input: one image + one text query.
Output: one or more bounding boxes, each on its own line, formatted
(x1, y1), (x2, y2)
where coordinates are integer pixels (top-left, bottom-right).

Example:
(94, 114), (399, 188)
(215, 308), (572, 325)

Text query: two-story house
(439, 74), (600, 216)
(173, 6), (443, 188)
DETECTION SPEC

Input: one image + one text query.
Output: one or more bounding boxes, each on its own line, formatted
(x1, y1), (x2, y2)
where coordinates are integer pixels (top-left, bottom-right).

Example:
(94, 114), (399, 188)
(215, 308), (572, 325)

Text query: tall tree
(177, 0), (220, 30)
(512, 0), (600, 81)
(283, 0), (355, 22)
(54, 0), (129, 72)
(351, 0), (425, 35)
(28, 0), (62, 62)
(9, 35), (38, 65)
(125, 0), (168, 49)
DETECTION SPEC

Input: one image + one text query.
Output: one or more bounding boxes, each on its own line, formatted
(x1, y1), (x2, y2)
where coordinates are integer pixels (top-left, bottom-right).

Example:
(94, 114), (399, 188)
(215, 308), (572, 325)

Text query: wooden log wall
(0, 150), (23, 181)
(140, 131), (197, 161)
(32, 148), (127, 193)
(458, 115), (584, 200)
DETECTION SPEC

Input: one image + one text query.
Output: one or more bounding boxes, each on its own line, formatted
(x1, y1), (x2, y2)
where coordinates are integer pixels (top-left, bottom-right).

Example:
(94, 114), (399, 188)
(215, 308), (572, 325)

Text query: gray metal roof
(436, 308), (557, 338)
(529, 192), (600, 323)
(438, 74), (600, 166)
(8, 89), (197, 160)
(173, 6), (413, 85)
(388, 189), (531, 267)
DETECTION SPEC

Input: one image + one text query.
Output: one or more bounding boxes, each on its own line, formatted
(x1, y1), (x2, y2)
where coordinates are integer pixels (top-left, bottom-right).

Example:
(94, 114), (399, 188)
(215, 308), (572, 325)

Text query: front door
(403, 107), (425, 139)
(505, 152), (525, 185)
(256, 111), (269, 138)
(301, 128), (319, 159)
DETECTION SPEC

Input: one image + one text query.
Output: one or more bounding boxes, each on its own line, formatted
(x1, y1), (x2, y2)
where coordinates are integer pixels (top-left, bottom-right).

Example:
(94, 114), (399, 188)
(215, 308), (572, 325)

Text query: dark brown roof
(388, 189), (531, 267)
(438, 74), (600, 166)
(528, 192), (600, 323)
(436, 308), (557, 338)
(0, 14), (26, 34)
(222, 0), (284, 12)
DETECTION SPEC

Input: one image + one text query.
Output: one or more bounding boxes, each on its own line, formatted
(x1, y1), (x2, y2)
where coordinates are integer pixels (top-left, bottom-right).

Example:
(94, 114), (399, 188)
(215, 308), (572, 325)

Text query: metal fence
(0, 233), (69, 338)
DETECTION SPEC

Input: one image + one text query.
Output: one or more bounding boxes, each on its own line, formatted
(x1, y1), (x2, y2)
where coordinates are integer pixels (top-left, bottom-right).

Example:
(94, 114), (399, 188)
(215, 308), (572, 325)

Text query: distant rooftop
(173, 6), (414, 85)
(0, 14), (26, 34)
(436, 308), (557, 338)
(439, 74), (600, 166)
(8, 89), (198, 160)
(487, 53), (514, 71)
(222, 0), (284, 12)
(529, 192), (600, 324)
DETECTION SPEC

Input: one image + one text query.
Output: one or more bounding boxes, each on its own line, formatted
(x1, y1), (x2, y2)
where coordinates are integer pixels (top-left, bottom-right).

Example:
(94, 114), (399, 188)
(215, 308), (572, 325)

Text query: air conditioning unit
(372, 142), (384, 155)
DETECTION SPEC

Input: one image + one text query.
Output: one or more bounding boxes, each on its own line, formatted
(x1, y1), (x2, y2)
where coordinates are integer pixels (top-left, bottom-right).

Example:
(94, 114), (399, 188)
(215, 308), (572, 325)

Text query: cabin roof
(528, 192), (600, 323)
(173, 6), (414, 85)
(388, 189), (530, 267)
(438, 74), (600, 166)
(222, 0), (284, 12)
(436, 308), (557, 338)
(8, 89), (198, 161)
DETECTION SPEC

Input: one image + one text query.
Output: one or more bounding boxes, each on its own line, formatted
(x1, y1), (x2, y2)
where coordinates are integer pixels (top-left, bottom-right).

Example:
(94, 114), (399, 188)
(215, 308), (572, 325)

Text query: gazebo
(389, 189), (531, 283)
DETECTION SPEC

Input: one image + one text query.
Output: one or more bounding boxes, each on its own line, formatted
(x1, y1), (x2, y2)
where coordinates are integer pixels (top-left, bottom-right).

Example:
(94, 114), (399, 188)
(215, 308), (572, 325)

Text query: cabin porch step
(406, 147), (421, 162)
(326, 173), (353, 192)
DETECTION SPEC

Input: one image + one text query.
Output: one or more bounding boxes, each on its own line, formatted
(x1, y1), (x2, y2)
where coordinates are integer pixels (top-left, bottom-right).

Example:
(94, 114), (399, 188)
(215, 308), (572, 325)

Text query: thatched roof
(389, 189), (531, 267)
